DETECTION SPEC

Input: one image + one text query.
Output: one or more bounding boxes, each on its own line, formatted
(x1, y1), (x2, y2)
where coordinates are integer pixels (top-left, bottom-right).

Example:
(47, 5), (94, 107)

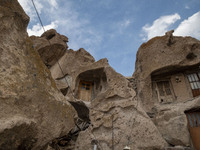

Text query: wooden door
(78, 81), (92, 101)
(186, 111), (200, 150)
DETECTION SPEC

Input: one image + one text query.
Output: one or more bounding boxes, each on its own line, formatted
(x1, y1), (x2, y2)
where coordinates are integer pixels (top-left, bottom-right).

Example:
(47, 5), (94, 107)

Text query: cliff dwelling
(75, 68), (107, 101)
(152, 64), (200, 104)
(1, 1), (200, 150)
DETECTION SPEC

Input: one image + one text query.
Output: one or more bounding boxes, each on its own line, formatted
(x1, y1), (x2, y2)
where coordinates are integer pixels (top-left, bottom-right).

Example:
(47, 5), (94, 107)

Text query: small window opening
(187, 114), (193, 127)
(187, 72), (200, 97)
(197, 114), (200, 126)
(192, 114), (198, 127)
(155, 80), (174, 103)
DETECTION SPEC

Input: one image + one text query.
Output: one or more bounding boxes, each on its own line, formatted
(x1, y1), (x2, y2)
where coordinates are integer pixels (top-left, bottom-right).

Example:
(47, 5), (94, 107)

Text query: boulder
(152, 97), (200, 147)
(0, 1), (76, 149)
(133, 31), (200, 148)
(134, 32), (200, 112)
(50, 49), (168, 149)
(50, 48), (96, 96)
(74, 66), (168, 150)
(30, 29), (69, 68)
(50, 48), (95, 79)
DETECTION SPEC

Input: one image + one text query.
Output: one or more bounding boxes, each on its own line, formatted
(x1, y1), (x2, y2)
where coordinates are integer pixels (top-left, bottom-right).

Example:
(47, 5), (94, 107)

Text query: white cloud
(185, 5), (190, 9)
(49, 0), (58, 8)
(18, 0), (58, 21)
(142, 13), (181, 40)
(45, 1), (102, 51)
(27, 21), (58, 36)
(19, 0), (102, 55)
(18, 0), (35, 19)
(121, 19), (131, 28)
(174, 11), (200, 40)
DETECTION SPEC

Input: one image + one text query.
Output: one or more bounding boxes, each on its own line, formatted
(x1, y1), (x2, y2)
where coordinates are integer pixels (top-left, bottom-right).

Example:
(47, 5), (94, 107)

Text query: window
(186, 112), (200, 128)
(157, 81), (172, 96)
(156, 81), (174, 103)
(188, 114), (194, 127)
(187, 72), (200, 97)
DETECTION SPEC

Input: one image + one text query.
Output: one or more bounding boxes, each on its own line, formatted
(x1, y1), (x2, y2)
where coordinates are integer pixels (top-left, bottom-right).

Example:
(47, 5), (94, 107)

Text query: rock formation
(30, 19), (200, 150)
(152, 98), (200, 147)
(134, 32), (200, 149)
(47, 49), (168, 149)
(134, 33), (200, 112)
(1, 0), (200, 150)
(30, 29), (69, 68)
(0, 1), (76, 149)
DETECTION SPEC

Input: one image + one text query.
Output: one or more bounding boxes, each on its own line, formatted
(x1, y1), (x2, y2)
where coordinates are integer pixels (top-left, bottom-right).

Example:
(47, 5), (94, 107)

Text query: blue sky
(19, 0), (200, 76)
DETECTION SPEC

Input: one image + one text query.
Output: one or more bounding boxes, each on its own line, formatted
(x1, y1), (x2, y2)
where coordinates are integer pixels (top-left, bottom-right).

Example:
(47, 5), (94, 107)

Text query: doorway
(78, 81), (93, 101)
(185, 110), (200, 150)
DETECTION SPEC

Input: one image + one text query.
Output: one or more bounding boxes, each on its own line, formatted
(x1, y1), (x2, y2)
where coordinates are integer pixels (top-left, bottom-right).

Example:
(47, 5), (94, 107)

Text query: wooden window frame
(187, 71), (200, 97)
(155, 80), (175, 103)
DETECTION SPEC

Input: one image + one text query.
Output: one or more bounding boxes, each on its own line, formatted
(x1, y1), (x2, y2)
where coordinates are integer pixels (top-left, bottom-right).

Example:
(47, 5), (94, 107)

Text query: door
(78, 81), (93, 101)
(186, 111), (200, 150)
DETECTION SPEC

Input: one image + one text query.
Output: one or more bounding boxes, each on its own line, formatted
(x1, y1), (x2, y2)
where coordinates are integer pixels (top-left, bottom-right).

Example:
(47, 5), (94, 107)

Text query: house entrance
(78, 81), (93, 101)
(185, 110), (200, 150)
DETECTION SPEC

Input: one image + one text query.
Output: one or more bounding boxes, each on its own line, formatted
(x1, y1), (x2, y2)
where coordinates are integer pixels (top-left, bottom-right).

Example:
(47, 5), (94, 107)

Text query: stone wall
(0, 1), (76, 149)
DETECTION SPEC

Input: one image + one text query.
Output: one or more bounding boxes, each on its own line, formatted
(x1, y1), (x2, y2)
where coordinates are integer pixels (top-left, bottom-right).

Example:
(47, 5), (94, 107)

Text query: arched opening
(75, 68), (107, 101)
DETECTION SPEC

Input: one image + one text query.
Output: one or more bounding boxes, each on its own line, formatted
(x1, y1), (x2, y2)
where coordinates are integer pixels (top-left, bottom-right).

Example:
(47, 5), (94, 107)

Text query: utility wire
(90, 107), (116, 150)
(31, 1), (104, 149)
(31, 0), (46, 34)
(31, 1), (139, 149)
(31, 0), (75, 98)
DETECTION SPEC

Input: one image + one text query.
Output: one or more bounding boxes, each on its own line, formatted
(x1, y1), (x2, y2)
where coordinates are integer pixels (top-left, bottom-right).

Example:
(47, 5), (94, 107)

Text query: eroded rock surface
(134, 32), (200, 112)
(134, 31), (200, 149)
(74, 67), (167, 150)
(0, 1), (76, 149)
(152, 97), (200, 147)
(50, 48), (96, 96)
(2, 1), (200, 149)
(49, 48), (168, 150)
(30, 29), (69, 68)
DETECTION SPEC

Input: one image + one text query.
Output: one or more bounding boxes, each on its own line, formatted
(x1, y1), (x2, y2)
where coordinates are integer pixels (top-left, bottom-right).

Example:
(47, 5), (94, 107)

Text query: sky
(18, 0), (200, 77)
